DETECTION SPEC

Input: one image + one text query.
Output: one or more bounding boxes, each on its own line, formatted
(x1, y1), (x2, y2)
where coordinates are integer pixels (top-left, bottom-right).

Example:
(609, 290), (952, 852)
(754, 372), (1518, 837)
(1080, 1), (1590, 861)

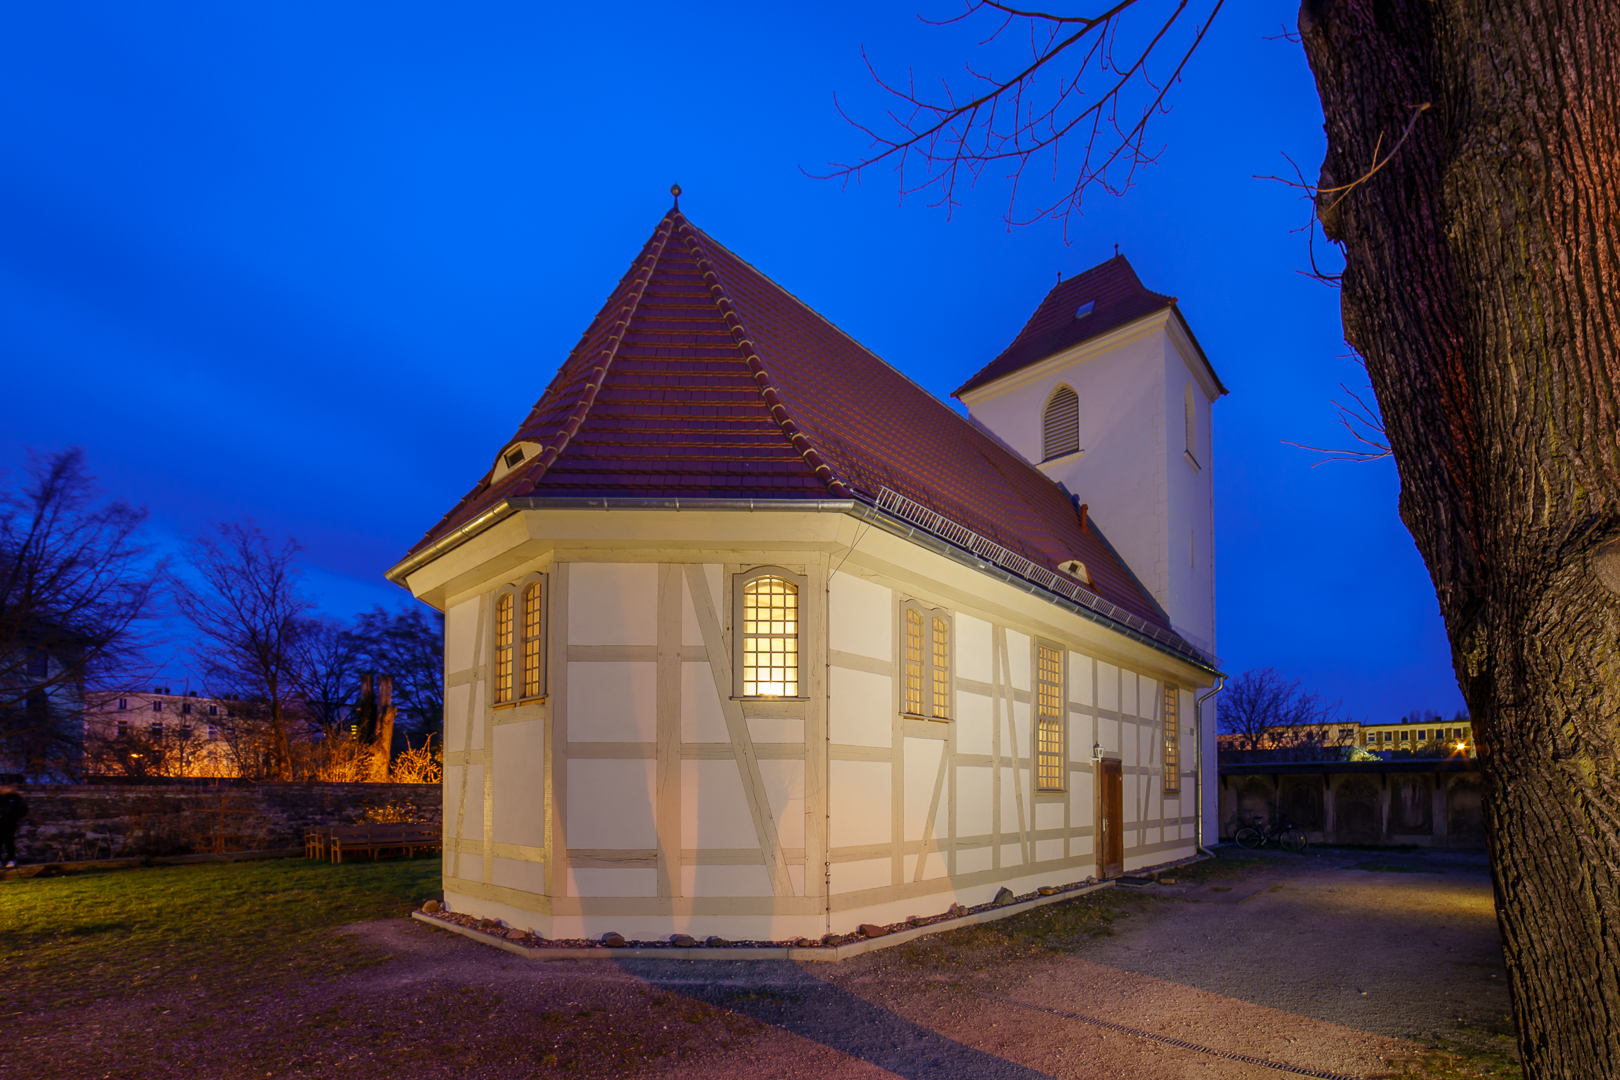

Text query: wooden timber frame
(397, 503), (1216, 942)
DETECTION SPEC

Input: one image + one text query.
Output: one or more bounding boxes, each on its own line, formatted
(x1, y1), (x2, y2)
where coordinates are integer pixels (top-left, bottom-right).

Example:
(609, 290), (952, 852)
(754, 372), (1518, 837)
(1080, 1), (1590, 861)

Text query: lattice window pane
(1036, 643), (1064, 790)
(741, 576), (798, 696)
(1162, 685), (1181, 793)
(494, 592), (514, 704)
(1043, 387), (1080, 460)
(522, 582), (544, 699)
(904, 608), (924, 716)
(931, 616), (950, 719)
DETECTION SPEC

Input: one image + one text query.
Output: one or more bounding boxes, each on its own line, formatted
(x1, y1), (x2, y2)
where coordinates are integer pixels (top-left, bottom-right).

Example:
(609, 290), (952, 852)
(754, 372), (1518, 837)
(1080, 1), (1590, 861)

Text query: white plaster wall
(829, 760), (891, 848)
(758, 758), (805, 850)
(444, 680), (484, 754)
(568, 868), (657, 896)
(680, 564), (723, 647)
(955, 691), (993, 755)
(491, 720), (546, 849)
(956, 614), (992, 682)
(568, 662), (656, 741)
(1006, 630), (1031, 690)
(446, 597), (480, 672)
(681, 663), (728, 743)
(1069, 652), (1093, 706)
(567, 759), (655, 848)
(829, 573), (891, 660)
(829, 667), (892, 747)
(569, 563), (657, 644)
(683, 760), (763, 848)
(957, 766), (993, 836)
(684, 864), (773, 897)
(903, 739), (945, 841)
(492, 857), (546, 894)
(832, 857), (891, 895)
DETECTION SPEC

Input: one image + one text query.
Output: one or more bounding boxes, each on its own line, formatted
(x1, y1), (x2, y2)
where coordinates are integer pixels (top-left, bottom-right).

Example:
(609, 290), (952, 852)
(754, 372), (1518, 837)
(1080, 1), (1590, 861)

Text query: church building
(387, 200), (1225, 941)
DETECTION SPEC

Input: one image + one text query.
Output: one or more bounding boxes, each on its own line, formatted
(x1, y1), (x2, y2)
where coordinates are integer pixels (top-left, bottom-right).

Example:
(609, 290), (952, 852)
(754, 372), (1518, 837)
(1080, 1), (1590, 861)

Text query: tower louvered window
(1043, 386), (1080, 460)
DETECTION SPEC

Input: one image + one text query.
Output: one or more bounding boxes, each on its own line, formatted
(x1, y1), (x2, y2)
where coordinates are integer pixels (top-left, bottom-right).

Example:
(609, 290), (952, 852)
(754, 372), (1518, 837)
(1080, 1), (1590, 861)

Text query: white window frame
(899, 599), (952, 720)
(1034, 639), (1066, 792)
(733, 566), (807, 699)
(492, 572), (548, 705)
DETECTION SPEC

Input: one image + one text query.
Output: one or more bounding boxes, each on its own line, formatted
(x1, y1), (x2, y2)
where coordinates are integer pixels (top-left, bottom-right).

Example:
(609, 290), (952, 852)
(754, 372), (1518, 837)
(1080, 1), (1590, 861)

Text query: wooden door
(1096, 758), (1124, 879)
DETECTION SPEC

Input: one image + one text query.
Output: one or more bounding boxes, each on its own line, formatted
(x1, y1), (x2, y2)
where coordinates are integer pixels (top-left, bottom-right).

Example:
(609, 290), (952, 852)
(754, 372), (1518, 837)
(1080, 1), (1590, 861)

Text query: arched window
(900, 599), (951, 720)
(735, 568), (802, 697)
(1184, 381), (1199, 467)
(521, 580), (546, 699)
(493, 574), (547, 705)
(493, 592), (514, 703)
(1043, 385), (1080, 460)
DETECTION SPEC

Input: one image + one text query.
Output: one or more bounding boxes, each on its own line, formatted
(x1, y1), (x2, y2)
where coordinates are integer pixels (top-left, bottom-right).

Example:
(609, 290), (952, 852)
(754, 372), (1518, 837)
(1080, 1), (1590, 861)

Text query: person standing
(0, 785), (27, 868)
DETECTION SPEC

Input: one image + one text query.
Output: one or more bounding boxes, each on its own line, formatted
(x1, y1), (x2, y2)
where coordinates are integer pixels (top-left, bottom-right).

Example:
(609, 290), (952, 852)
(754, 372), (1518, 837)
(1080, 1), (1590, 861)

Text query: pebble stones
(821, 932), (842, 946)
(600, 931), (627, 948)
(793, 937), (818, 948)
(947, 903), (967, 917)
(1037, 886), (1059, 896)
(993, 887), (1017, 907)
(505, 929), (527, 941)
(704, 935), (728, 947)
(421, 900), (441, 914)
(669, 933), (697, 947)
(858, 923), (890, 938)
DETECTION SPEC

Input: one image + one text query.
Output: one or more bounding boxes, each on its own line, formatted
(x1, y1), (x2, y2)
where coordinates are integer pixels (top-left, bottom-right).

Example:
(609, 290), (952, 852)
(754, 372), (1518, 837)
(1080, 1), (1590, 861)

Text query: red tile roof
(404, 208), (1183, 643)
(954, 255), (1224, 398)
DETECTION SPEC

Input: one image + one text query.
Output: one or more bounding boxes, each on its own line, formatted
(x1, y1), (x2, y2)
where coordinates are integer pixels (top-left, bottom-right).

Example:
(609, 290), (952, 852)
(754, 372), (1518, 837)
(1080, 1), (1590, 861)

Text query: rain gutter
(384, 494), (1220, 677)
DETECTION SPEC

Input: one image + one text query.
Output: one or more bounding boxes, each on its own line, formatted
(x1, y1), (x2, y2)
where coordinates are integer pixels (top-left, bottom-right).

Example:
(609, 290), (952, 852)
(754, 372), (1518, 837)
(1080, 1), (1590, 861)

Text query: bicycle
(1233, 814), (1308, 854)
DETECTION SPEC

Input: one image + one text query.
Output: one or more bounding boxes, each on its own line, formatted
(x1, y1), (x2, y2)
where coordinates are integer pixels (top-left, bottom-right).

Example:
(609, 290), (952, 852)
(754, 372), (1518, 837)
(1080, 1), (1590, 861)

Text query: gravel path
(5, 846), (1514, 1079)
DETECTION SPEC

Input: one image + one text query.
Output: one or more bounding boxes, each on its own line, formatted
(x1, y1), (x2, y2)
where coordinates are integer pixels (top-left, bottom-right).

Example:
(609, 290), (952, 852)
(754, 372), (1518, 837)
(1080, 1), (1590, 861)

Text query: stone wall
(6, 781), (440, 864)
(1218, 761), (1486, 849)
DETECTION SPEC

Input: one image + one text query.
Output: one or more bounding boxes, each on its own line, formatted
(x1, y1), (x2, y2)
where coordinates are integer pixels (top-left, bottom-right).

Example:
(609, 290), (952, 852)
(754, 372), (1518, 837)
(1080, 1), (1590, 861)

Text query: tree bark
(1300, 1), (1620, 1074)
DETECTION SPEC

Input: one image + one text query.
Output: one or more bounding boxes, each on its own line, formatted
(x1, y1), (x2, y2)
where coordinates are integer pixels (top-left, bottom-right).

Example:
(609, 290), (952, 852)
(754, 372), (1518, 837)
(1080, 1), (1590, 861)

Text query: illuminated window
(904, 608), (924, 716)
(1400, 730), (1409, 742)
(931, 616), (950, 719)
(521, 580), (546, 699)
(1043, 385), (1080, 460)
(736, 568), (801, 697)
(1036, 642), (1065, 791)
(1162, 685), (1181, 795)
(900, 600), (951, 720)
(494, 592), (514, 704)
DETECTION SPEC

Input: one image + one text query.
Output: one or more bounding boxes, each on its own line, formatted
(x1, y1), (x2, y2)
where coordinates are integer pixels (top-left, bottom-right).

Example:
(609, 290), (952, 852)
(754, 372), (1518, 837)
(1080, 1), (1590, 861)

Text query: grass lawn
(0, 856), (441, 1016)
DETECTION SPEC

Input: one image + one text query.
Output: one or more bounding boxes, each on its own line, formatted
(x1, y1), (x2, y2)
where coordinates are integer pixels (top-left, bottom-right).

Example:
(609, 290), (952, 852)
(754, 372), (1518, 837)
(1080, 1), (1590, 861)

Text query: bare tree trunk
(375, 674), (394, 782)
(1301, 1), (1620, 1073)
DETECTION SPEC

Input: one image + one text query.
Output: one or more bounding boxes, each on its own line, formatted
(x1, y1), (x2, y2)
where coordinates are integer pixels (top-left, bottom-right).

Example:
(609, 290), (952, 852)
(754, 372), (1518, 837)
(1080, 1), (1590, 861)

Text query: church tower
(955, 256), (1226, 835)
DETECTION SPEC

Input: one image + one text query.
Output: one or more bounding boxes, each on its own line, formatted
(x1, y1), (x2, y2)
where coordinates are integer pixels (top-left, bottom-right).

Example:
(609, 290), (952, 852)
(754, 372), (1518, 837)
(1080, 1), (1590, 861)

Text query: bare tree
(1218, 667), (1342, 754)
(351, 605), (444, 739)
(837, 4), (1620, 1069)
(293, 615), (364, 730)
(173, 521), (313, 781)
(0, 448), (164, 778)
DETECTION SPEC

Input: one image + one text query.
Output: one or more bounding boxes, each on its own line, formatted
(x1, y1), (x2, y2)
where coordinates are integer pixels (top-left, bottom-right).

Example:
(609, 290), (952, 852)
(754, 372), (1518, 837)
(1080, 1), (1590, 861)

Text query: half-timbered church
(388, 197), (1225, 941)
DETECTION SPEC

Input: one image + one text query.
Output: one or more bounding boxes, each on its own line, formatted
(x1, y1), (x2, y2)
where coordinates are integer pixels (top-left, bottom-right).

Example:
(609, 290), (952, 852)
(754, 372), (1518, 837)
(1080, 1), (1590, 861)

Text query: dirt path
(3, 847), (1515, 1079)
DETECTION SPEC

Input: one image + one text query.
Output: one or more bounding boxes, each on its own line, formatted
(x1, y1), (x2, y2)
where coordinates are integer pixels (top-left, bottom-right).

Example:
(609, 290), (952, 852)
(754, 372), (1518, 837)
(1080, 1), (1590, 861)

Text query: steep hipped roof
(954, 255), (1225, 398)
(404, 208), (1182, 641)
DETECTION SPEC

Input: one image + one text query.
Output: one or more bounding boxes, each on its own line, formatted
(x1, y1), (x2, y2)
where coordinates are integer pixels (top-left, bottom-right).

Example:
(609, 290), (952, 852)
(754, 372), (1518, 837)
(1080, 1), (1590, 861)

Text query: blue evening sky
(0, 3), (1464, 722)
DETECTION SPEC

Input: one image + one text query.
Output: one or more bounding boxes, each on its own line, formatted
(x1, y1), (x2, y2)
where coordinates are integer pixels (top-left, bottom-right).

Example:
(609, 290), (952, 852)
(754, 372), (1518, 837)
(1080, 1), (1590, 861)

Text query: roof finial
(1056, 270), (1062, 284)
(1114, 242), (1120, 257)
(671, 183), (682, 210)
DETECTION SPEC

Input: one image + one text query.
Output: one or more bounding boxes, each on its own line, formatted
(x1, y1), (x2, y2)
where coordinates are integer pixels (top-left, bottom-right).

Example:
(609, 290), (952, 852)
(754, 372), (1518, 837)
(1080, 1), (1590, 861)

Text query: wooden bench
(328, 823), (441, 863)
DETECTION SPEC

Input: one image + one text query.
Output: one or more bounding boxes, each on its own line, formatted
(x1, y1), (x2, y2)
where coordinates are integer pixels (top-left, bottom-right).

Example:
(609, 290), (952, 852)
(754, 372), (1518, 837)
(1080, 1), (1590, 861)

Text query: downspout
(1194, 675), (1227, 854)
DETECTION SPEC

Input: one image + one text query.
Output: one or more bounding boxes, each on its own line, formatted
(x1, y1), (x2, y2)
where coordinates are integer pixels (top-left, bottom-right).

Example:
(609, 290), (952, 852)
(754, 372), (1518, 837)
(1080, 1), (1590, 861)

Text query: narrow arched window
(521, 580), (545, 699)
(736, 570), (801, 697)
(1043, 385), (1080, 460)
(900, 599), (952, 720)
(494, 592), (514, 704)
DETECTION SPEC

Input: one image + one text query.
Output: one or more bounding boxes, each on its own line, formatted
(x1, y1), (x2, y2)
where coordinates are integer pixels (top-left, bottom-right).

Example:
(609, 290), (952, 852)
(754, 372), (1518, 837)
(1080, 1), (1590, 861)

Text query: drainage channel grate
(978, 994), (1368, 1080)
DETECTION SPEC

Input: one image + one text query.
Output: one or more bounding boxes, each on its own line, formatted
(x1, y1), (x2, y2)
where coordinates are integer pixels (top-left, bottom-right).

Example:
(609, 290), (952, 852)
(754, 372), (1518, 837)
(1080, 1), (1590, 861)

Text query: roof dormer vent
(1074, 300), (1095, 320)
(1059, 559), (1094, 587)
(492, 441), (544, 483)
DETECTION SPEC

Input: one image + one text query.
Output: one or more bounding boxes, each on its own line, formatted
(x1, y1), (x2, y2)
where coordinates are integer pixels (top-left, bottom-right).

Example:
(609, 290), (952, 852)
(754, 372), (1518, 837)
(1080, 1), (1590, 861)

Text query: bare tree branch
(814, 0), (1224, 234)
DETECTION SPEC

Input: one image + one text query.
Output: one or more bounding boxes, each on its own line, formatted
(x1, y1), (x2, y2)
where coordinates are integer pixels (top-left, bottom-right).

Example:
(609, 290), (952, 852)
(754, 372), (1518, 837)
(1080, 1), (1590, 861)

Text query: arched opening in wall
(1042, 385), (1080, 461)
